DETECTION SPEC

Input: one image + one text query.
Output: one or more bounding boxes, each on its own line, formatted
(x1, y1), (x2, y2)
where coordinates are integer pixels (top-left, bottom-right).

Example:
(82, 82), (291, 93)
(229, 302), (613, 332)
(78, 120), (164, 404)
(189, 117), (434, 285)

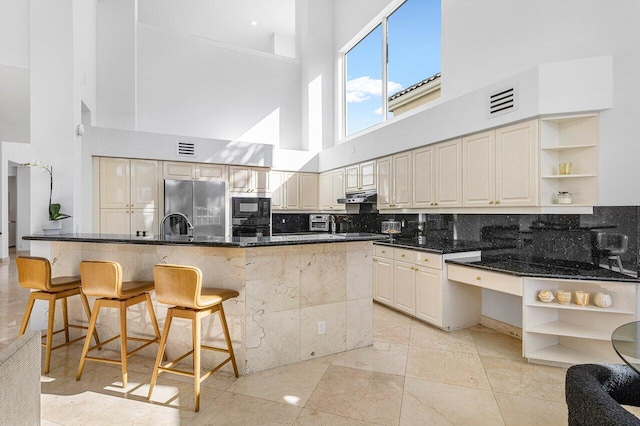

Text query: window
(343, 0), (441, 138)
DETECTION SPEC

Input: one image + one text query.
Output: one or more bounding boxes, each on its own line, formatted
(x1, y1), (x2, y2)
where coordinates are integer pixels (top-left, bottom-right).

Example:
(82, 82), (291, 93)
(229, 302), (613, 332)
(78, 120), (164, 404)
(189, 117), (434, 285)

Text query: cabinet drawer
(447, 265), (523, 296)
(394, 248), (418, 263)
(416, 252), (442, 270)
(374, 245), (394, 258)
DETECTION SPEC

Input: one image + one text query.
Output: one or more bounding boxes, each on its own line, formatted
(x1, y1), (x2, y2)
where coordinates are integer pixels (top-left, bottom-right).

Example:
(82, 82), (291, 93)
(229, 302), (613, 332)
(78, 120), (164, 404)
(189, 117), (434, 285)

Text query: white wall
(135, 25), (303, 150)
(0, 0), (30, 68)
(96, 0), (136, 130)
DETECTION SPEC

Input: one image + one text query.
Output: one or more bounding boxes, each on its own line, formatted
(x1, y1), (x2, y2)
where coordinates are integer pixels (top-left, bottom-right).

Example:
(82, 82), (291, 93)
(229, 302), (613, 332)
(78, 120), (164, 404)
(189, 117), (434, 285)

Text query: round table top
(611, 322), (640, 374)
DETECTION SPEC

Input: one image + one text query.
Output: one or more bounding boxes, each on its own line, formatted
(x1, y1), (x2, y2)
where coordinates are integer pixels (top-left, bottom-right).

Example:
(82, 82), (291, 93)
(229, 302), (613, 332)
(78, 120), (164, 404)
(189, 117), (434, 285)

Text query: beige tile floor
(0, 253), (569, 425)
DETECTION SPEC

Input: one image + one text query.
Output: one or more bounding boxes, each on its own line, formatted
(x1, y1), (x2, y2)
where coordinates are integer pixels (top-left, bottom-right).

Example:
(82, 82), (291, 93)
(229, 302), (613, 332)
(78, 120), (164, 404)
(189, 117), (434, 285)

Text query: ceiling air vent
(488, 86), (518, 118)
(176, 141), (195, 157)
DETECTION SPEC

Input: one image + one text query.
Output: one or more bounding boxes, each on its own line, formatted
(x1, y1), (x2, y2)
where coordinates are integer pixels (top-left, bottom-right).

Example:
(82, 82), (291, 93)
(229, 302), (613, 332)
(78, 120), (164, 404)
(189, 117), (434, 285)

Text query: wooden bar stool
(76, 260), (162, 387)
(148, 264), (239, 412)
(16, 256), (100, 374)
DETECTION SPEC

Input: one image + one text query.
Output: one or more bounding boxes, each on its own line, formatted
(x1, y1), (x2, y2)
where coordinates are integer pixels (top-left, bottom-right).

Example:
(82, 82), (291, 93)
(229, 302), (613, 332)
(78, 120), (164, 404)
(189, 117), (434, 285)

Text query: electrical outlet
(317, 320), (326, 335)
(282, 219), (286, 224)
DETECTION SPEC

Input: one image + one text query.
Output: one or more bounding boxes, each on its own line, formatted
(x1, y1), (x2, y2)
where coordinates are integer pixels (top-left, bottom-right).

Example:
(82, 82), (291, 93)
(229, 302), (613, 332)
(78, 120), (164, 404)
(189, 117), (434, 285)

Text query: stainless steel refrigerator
(164, 180), (226, 237)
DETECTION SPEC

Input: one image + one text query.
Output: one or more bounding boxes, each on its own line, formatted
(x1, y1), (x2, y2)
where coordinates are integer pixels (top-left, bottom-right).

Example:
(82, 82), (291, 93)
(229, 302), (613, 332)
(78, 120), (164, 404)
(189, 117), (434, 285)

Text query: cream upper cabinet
(345, 160), (376, 192)
(230, 166), (270, 193)
(130, 159), (159, 208)
(378, 153), (412, 209)
(299, 173), (319, 210)
(463, 120), (538, 207)
(100, 158), (158, 209)
(100, 158), (130, 209)
(392, 153), (412, 207)
(434, 139), (463, 207)
(413, 147), (435, 208)
(271, 171), (318, 211)
(318, 169), (345, 211)
(495, 120), (538, 206)
(463, 130), (495, 207)
(163, 161), (226, 181)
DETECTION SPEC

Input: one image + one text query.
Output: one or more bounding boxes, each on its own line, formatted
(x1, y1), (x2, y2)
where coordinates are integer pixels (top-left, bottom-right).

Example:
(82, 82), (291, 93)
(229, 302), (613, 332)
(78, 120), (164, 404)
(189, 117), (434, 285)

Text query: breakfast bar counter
(25, 233), (384, 374)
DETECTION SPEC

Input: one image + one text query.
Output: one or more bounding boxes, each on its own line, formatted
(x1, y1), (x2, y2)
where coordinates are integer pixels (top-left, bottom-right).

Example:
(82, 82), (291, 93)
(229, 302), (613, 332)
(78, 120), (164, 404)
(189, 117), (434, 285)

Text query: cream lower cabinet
(463, 119), (538, 207)
(373, 246), (443, 326)
(100, 208), (157, 235)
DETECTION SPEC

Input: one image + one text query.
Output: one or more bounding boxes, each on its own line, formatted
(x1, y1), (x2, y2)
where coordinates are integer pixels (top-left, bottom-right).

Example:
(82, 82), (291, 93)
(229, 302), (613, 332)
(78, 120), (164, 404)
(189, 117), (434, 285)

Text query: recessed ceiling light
(250, 21), (258, 26)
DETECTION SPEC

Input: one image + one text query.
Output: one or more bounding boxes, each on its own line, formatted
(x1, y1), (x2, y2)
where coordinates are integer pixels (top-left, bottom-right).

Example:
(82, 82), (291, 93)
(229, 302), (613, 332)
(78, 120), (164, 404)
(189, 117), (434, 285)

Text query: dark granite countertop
(445, 254), (640, 283)
(374, 238), (516, 254)
(24, 232), (386, 247)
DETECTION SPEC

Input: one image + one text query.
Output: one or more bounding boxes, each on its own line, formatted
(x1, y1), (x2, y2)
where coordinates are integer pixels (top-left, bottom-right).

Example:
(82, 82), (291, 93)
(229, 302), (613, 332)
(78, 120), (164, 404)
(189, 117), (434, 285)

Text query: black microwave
(231, 197), (271, 220)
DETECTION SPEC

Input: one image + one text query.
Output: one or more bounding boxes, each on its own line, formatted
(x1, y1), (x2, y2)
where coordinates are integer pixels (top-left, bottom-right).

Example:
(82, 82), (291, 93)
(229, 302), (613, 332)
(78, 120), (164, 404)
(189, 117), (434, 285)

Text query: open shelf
(526, 300), (635, 315)
(527, 344), (614, 365)
(541, 174), (597, 179)
(541, 144), (597, 151)
(527, 320), (612, 341)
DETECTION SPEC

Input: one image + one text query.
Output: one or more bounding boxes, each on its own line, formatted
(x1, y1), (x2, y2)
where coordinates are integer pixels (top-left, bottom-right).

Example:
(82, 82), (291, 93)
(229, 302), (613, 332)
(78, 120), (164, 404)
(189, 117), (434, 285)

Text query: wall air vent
(176, 141), (196, 157)
(488, 86), (518, 118)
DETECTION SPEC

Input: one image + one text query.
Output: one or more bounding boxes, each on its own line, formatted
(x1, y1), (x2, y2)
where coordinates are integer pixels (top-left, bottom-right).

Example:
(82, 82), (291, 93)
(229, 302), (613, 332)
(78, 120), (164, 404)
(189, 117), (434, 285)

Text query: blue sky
(346, 0), (441, 136)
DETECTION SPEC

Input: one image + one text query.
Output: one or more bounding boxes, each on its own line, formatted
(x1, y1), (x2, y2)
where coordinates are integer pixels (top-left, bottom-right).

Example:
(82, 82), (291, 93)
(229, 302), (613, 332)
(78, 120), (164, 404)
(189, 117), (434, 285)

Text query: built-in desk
(446, 255), (640, 367)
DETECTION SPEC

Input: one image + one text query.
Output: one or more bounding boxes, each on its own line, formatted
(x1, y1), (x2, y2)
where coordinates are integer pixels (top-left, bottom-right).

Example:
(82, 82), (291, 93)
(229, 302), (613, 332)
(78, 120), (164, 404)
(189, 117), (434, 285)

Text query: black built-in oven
(231, 197), (271, 237)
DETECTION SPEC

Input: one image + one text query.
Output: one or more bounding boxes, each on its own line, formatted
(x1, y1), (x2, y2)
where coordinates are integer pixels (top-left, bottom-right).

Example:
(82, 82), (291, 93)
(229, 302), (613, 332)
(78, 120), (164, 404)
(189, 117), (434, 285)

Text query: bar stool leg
(119, 301), (128, 388)
(219, 305), (239, 377)
(62, 297), (70, 343)
(44, 296), (56, 374)
(18, 293), (37, 336)
(148, 309), (173, 400)
(77, 299), (101, 381)
(193, 311), (202, 412)
(79, 293), (101, 349)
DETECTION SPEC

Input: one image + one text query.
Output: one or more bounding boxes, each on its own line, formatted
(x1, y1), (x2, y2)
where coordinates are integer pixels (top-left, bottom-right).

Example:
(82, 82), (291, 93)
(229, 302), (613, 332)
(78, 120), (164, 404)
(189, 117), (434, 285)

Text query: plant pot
(42, 220), (62, 236)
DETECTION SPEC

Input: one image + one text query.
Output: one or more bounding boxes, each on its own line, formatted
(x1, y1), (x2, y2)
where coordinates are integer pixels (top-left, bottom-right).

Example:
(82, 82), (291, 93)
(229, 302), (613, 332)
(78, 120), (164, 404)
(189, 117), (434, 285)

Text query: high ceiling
(138, 0), (296, 54)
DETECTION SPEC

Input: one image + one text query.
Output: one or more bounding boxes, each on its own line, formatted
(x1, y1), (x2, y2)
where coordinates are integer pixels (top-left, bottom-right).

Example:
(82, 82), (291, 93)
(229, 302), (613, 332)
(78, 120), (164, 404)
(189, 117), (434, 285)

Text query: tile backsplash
(273, 206), (639, 276)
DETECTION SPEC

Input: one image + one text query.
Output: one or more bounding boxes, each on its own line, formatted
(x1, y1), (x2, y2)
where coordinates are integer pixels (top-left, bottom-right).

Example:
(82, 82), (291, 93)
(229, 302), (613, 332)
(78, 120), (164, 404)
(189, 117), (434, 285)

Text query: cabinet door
(435, 139), (463, 207)
(196, 164), (226, 181)
(130, 159), (158, 209)
(100, 209), (130, 234)
(345, 165), (360, 192)
(463, 131), (495, 207)
(360, 160), (376, 191)
(331, 169), (346, 210)
(413, 146), (435, 208)
(377, 156), (392, 209)
(270, 171), (285, 210)
(229, 166), (251, 192)
(284, 172), (300, 209)
(394, 261), (415, 315)
(392, 152), (412, 208)
(252, 167), (270, 192)
(163, 161), (195, 180)
(318, 171), (333, 210)
(373, 257), (394, 305)
(415, 266), (442, 326)
(495, 119), (538, 206)
(299, 173), (318, 210)
(130, 209), (158, 236)
(100, 158), (130, 208)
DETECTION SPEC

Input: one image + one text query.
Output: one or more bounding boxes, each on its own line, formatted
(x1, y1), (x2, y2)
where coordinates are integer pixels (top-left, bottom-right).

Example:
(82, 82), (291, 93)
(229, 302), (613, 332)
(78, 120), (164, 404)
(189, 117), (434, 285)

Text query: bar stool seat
(16, 256), (101, 374)
(76, 260), (162, 387)
(148, 264), (239, 412)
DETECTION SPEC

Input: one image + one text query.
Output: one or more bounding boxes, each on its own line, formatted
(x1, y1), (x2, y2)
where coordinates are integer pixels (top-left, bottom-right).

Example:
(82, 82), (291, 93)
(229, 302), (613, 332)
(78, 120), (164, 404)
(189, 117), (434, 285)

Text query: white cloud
(346, 76), (402, 104)
(374, 107), (383, 115)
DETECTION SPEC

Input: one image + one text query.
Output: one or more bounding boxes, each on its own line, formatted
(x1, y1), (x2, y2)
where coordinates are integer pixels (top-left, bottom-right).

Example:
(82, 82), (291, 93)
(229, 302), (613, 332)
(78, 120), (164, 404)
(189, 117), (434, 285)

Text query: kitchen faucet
(160, 212), (194, 239)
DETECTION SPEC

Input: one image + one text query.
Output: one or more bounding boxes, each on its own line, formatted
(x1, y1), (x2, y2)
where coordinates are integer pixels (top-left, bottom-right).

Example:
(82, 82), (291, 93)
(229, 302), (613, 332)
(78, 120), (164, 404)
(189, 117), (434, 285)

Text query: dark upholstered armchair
(566, 364), (640, 425)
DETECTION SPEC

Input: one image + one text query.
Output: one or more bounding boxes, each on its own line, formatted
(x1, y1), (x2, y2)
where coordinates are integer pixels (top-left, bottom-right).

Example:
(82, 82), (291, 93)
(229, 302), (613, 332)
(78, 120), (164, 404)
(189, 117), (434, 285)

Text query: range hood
(337, 190), (377, 204)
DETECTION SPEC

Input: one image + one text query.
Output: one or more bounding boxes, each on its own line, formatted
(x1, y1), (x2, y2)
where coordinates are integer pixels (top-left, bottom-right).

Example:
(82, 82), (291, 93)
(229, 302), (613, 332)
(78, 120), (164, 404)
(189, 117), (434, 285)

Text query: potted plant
(23, 160), (71, 235)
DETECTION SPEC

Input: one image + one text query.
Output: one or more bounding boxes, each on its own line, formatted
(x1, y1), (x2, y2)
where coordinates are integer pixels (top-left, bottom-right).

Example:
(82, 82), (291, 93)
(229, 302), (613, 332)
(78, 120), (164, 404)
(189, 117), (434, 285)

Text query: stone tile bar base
(36, 240), (373, 374)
